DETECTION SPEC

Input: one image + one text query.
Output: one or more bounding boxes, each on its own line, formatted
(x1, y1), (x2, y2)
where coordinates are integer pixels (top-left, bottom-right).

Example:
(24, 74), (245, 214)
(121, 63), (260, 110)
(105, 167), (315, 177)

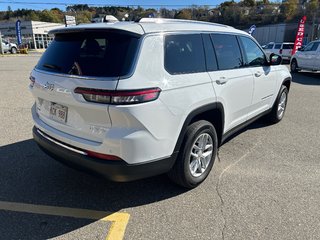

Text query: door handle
(216, 77), (228, 85)
(254, 71), (262, 77)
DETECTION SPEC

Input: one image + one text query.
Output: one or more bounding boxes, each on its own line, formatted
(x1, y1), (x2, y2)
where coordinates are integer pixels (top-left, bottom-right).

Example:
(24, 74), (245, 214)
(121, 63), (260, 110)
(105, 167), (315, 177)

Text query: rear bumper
(33, 126), (176, 182)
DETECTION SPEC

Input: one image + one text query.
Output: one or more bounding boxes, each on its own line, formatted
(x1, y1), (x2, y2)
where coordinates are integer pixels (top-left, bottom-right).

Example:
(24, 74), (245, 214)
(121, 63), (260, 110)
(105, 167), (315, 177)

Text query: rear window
(36, 31), (140, 78)
(282, 44), (294, 49)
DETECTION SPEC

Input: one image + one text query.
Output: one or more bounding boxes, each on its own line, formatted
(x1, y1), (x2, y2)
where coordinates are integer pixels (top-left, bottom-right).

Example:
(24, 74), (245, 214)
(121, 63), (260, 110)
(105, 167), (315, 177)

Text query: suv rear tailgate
(31, 69), (118, 143)
(30, 30), (141, 142)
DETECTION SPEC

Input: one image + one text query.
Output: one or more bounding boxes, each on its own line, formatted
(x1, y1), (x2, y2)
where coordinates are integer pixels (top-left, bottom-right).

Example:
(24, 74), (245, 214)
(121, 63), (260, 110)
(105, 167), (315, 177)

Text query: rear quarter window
(164, 34), (206, 75)
(36, 31), (140, 78)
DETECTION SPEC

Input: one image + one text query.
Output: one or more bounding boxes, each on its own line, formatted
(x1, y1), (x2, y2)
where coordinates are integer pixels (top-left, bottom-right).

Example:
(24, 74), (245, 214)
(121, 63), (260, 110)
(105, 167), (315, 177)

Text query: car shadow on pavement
(221, 118), (273, 146)
(292, 72), (320, 85)
(0, 139), (187, 239)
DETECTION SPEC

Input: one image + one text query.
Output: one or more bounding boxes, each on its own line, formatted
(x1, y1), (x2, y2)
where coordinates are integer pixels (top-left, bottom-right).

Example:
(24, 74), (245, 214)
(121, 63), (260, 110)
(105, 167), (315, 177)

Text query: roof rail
(138, 18), (233, 28)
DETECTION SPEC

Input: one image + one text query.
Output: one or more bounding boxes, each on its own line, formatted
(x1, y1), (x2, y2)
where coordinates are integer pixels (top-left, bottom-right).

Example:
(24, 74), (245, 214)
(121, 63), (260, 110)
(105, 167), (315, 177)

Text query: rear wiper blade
(43, 63), (61, 71)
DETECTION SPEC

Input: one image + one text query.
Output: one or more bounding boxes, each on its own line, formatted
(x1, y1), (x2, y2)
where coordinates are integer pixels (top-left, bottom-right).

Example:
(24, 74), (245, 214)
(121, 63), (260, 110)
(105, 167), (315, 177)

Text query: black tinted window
(282, 44), (294, 49)
(164, 34), (206, 74)
(274, 44), (281, 49)
(36, 32), (139, 78)
(311, 42), (320, 51)
(202, 34), (218, 71)
(211, 34), (243, 70)
(266, 44), (274, 49)
(240, 36), (266, 67)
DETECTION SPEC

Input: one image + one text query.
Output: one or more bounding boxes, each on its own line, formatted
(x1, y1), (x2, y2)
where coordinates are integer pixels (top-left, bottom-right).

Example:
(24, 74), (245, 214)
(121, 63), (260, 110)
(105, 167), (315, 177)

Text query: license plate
(50, 103), (68, 123)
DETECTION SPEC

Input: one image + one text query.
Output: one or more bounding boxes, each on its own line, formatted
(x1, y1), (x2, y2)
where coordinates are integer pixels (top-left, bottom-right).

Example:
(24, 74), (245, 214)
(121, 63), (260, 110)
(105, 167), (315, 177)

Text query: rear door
(206, 33), (254, 133)
(239, 36), (277, 118)
(299, 42), (315, 68)
(313, 42), (320, 70)
(30, 31), (140, 142)
(307, 42), (320, 69)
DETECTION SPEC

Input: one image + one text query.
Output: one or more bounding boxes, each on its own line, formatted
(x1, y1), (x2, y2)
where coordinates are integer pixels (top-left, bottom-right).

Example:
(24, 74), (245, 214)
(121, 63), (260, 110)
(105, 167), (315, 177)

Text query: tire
(168, 120), (218, 188)
(267, 85), (288, 124)
(10, 47), (17, 54)
(290, 59), (299, 73)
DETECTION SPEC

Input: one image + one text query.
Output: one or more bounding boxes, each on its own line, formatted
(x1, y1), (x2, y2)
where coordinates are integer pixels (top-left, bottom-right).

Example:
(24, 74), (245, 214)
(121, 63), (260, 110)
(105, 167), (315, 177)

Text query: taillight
(29, 75), (35, 87)
(74, 87), (161, 105)
(279, 49), (283, 54)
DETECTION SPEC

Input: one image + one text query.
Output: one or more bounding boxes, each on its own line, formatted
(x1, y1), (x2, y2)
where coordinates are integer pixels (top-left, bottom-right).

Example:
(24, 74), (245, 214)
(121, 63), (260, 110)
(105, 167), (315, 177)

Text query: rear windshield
(282, 44), (294, 49)
(36, 31), (140, 78)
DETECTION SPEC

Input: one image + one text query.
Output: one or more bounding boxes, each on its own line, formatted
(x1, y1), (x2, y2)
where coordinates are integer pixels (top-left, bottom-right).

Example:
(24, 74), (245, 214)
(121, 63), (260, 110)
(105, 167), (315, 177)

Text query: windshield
(36, 31), (140, 78)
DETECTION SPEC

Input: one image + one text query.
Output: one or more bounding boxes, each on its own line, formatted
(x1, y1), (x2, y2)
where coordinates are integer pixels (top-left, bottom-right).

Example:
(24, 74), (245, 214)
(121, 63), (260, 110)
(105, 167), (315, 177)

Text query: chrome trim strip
(34, 68), (120, 81)
(36, 129), (87, 155)
(261, 94), (274, 100)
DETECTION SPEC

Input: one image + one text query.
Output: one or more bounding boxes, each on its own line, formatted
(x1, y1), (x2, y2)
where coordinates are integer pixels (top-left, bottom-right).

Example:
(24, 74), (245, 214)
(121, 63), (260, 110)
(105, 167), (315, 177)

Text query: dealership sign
(15, 20), (22, 45)
(65, 15), (76, 27)
(292, 16), (307, 55)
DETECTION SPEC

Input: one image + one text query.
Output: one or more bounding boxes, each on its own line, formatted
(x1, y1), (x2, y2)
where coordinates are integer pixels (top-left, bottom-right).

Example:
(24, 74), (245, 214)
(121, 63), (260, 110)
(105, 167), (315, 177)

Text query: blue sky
(0, 0), (226, 11)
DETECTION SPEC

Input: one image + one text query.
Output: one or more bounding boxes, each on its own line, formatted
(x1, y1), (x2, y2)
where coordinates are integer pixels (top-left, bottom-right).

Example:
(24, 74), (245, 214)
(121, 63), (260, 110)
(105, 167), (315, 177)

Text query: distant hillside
(0, 1), (319, 29)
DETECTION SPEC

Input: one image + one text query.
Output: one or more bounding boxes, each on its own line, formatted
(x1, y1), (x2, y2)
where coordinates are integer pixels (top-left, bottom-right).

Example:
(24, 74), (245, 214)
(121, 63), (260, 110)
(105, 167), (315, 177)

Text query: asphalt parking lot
(1, 56), (320, 240)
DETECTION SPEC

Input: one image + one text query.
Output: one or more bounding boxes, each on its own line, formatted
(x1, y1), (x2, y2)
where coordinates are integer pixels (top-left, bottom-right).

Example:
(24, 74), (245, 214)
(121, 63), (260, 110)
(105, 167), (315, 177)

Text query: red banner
(292, 16), (307, 55)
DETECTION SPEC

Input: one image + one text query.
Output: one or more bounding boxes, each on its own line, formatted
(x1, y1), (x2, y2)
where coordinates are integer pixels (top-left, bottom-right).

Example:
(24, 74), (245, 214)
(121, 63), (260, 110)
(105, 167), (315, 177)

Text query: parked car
(30, 18), (291, 188)
(264, 42), (294, 61)
(290, 40), (320, 72)
(1, 40), (18, 54)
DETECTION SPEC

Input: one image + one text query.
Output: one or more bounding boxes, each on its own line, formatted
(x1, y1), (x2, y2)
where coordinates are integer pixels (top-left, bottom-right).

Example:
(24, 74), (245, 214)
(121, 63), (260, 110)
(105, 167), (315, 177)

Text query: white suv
(30, 18), (291, 188)
(263, 42), (294, 61)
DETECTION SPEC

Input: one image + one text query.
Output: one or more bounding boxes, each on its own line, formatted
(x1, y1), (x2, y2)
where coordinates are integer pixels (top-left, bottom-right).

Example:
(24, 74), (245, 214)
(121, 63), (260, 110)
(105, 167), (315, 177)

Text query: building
(245, 22), (319, 45)
(0, 20), (64, 49)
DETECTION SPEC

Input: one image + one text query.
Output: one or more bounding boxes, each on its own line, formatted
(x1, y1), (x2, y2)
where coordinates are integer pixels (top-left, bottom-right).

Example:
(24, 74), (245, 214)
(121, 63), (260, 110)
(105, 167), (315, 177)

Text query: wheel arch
(282, 77), (292, 91)
(173, 102), (225, 154)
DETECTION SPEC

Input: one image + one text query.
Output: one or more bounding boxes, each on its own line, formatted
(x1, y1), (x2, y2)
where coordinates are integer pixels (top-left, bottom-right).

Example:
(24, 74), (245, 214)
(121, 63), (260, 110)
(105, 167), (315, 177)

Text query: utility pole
(0, 31), (4, 55)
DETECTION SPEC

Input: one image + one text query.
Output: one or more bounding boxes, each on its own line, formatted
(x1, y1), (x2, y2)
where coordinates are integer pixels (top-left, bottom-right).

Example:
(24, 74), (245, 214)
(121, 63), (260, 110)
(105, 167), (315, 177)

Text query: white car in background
(1, 40), (18, 54)
(264, 42), (294, 61)
(290, 40), (320, 72)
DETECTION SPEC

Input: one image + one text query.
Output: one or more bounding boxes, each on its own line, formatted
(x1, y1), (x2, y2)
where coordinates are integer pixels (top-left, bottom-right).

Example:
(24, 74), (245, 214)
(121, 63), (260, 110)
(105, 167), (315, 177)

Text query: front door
(238, 36), (277, 119)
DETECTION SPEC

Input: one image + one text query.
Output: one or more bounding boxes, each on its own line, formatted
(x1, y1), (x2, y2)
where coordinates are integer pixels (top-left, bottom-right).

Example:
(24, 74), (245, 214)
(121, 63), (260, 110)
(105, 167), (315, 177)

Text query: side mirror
(269, 53), (282, 65)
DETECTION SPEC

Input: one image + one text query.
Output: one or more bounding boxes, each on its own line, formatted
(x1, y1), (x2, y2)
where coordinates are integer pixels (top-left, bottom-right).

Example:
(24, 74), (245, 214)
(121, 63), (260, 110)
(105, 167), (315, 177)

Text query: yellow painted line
(0, 200), (130, 240)
(102, 213), (130, 240)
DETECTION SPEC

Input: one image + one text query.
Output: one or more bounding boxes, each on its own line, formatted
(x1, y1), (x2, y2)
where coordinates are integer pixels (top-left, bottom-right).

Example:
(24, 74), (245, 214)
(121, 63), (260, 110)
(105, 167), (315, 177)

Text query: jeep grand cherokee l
(30, 18), (291, 188)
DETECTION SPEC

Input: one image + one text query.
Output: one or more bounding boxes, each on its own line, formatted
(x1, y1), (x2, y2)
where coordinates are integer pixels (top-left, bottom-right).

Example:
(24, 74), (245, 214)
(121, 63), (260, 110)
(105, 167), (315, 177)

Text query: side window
(202, 34), (218, 71)
(239, 36), (266, 67)
(303, 43), (314, 51)
(274, 44), (282, 49)
(210, 34), (243, 70)
(311, 42), (320, 51)
(283, 44), (294, 49)
(266, 43), (274, 49)
(164, 34), (206, 74)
